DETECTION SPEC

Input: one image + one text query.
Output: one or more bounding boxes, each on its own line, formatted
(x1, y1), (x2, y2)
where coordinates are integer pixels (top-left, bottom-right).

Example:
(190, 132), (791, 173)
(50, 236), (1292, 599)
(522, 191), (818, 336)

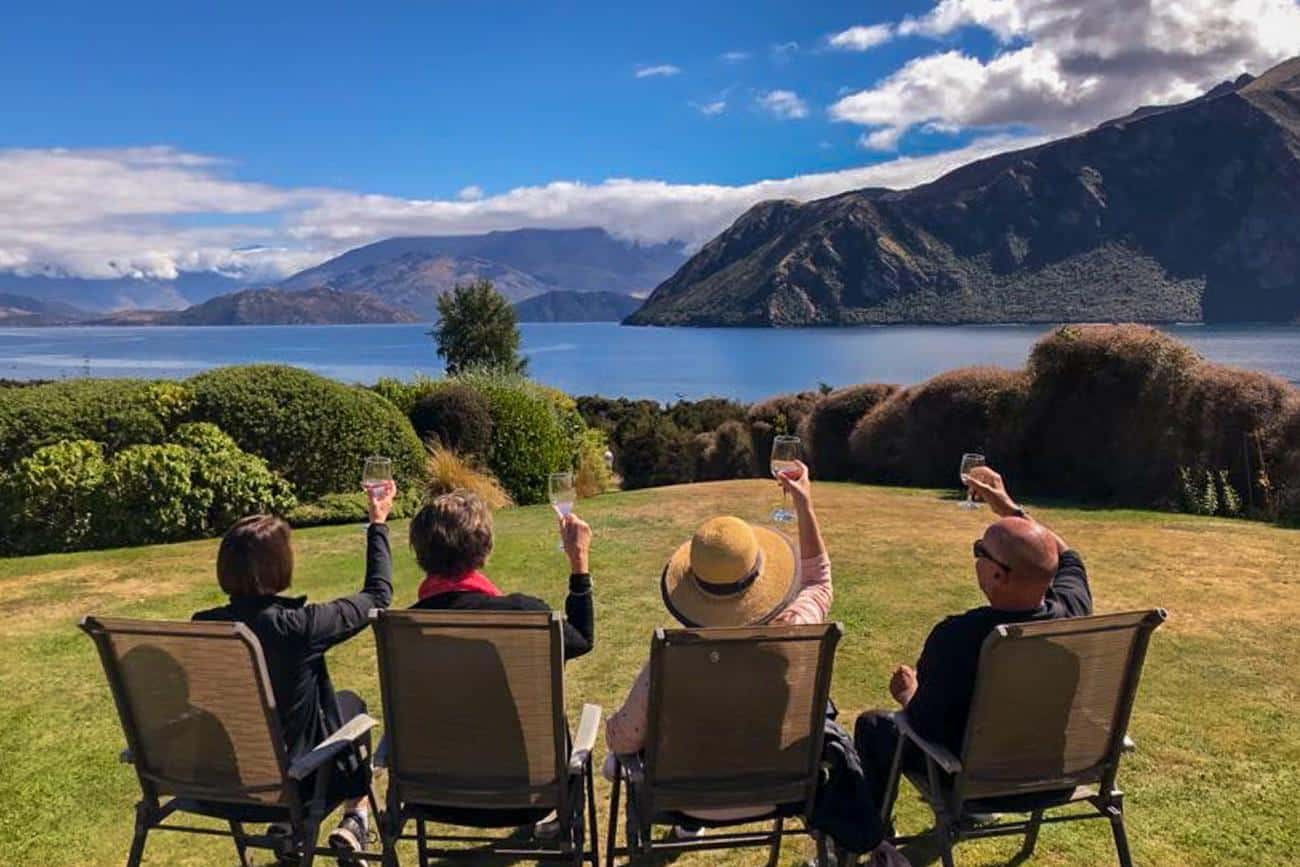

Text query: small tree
(431, 280), (528, 375)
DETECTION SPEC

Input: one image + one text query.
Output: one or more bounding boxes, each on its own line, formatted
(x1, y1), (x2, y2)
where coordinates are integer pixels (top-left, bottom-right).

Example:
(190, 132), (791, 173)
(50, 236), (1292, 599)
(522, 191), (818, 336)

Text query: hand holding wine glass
(958, 452), (986, 510)
(362, 456), (394, 526)
(549, 471), (576, 550)
(770, 435), (802, 523)
(558, 513), (592, 574)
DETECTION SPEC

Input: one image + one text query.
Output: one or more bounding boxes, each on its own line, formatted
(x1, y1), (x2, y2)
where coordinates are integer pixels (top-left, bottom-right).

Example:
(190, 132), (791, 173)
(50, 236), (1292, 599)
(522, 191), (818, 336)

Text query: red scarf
(417, 569), (503, 601)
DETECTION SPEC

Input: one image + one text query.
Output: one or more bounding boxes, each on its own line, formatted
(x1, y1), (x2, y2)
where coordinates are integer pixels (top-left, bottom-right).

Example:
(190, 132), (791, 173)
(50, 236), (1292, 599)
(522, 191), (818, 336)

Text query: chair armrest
(615, 752), (646, 784)
(889, 711), (963, 775)
(568, 704), (602, 774)
(288, 714), (378, 781)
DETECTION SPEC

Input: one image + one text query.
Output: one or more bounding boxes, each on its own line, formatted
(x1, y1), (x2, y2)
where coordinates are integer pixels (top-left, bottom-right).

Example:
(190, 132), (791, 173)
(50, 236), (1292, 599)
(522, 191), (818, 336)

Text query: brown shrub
(801, 383), (898, 480)
(1270, 398), (1300, 524)
(1017, 325), (1200, 503)
(1179, 363), (1295, 510)
(849, 367), (1027, 487)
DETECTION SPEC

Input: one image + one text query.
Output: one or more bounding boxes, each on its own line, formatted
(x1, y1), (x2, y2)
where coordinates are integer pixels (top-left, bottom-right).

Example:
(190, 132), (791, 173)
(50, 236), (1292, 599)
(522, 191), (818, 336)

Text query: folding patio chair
(880, 609), (1167, 867)
(369, 608), (601, 866)
(606, 622), (843, 867)
(80, 615), (381, 866)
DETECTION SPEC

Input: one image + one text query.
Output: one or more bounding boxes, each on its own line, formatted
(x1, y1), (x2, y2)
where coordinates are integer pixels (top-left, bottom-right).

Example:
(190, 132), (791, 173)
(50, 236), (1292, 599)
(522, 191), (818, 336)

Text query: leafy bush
(0, 379), (194, 465)
(1272, 401), (1300, 524)
(576, 428), (618, 497)
(576, 396), (663, 434)
(801, 383), (898, 481)
(614, 413), (696, 490)
(408, 385), (495, 458)
(97, 444), (213, 547)
(189, 365), (426, 499)
(451, 369), (578, 505)
(695, 419), (757, 481)
(169, 422), (297, 531)
(0, 440), (108, 555)
(371, 375), (441, 415)
(849, 367), (1027, 487)
(423, 444), (513, 509)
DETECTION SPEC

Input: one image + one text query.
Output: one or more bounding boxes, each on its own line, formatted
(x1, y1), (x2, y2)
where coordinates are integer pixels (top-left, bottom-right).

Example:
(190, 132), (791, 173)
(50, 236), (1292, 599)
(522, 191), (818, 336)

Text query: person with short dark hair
(855, 465), (1093, 812)
(407, 489), (595, 661)
(194, 483), (397, 861)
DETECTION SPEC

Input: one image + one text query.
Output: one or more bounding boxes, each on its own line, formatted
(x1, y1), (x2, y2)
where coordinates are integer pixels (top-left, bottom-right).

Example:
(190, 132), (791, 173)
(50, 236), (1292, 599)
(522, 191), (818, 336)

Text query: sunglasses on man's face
(973, 538), (1012, 573)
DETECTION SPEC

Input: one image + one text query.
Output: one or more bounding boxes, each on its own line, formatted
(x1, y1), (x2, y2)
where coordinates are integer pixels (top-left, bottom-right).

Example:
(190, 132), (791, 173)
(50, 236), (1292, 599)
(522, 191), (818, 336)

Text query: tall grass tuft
(423, 444), (513, 510)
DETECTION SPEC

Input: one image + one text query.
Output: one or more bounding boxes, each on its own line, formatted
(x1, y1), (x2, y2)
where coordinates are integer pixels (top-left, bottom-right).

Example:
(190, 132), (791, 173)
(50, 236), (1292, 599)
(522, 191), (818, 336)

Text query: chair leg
(1017, 809), (1044, 859)
(936, 826), (957, 867)
(125, 803), (150, 867)
(765, 817), (783, 867)
(229, 821), (254, 867)
(299, 818), (322, 867)
(587, 760), (601, 866)
(1109, 808), (1134, 867)
(417, 818), (431, 867)
(815, 832), (830, 867)
(605, 769), (621, 867)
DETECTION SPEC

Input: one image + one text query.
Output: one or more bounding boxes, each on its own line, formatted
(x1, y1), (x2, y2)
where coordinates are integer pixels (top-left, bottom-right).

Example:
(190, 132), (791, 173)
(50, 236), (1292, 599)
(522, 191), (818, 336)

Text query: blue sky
(3, 0), (985, 195)
(1, 0), (1295, 281)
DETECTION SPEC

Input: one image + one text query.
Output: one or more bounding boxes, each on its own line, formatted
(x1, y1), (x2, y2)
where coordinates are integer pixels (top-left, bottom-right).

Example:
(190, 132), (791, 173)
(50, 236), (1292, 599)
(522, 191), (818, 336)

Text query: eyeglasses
(973, 538), (1012, 573)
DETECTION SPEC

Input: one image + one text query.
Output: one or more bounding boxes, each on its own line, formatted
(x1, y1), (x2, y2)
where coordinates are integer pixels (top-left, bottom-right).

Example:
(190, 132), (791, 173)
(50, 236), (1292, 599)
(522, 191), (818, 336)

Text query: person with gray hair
(408, 489), (596, 661)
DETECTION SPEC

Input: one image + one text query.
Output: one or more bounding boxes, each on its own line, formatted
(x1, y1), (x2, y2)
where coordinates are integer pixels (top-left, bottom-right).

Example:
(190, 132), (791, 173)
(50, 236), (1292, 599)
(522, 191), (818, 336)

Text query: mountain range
(278, 227), (686, 319)
(628, 56), (1300, 327)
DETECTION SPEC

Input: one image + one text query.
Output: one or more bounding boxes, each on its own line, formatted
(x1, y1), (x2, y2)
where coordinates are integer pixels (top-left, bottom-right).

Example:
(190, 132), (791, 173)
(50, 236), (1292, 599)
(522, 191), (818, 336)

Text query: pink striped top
(605, 552), (833, 756)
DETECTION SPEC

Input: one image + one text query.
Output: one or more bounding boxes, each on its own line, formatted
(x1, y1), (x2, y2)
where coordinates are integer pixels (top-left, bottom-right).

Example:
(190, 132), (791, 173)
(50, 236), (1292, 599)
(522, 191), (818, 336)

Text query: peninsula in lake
(627, 56), (1300, 327)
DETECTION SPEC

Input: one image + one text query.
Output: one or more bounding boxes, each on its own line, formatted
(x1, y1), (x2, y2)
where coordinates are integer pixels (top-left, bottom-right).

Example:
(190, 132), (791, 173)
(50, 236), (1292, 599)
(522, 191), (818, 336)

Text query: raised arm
(559, 513), (595, 660)
(778, 460), (826, 561)
(302, 482), (396, 651)
(966, 466), (1069, 555)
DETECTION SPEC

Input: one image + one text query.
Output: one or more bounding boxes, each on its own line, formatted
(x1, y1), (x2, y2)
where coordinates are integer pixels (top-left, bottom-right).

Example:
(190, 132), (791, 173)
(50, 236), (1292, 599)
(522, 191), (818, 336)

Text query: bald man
(855, 465), (1093, 809)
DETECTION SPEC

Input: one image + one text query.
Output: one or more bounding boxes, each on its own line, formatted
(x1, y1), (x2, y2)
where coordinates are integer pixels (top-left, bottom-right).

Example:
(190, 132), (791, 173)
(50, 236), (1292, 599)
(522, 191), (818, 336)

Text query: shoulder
(191, 606), (228, 622)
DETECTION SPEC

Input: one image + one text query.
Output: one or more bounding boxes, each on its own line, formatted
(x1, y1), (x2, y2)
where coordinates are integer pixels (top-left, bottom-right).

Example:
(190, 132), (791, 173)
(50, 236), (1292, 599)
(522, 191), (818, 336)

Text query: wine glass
(770, 435), (801, 523)
(549, 471), (576, 550)
(362, 456), (393, 526)
(958, 452), (986, 510)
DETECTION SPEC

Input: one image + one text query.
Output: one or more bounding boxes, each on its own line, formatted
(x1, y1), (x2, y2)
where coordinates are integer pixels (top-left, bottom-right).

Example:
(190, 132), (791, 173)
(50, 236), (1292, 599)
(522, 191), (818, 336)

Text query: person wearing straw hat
(604, 459), (832, 829)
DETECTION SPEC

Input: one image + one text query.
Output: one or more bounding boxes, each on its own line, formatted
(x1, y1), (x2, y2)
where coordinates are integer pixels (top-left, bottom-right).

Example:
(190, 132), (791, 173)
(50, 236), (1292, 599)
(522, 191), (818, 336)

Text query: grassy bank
(2, 480), (1297, 865)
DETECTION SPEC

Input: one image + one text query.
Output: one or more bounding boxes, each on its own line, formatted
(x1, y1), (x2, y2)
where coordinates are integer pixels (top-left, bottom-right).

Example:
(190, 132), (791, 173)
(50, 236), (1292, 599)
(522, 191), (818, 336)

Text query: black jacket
(193, 522), (393, 760)
(811, 718), (885, 854)
(411, 573), (594, 661)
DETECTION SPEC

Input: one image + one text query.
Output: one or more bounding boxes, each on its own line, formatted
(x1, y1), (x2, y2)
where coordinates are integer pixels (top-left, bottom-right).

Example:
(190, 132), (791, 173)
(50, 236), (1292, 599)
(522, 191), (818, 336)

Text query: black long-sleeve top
(193, 522), (393, 760)
(905, 550), (1092, 756)
(410, 572), (595, 661)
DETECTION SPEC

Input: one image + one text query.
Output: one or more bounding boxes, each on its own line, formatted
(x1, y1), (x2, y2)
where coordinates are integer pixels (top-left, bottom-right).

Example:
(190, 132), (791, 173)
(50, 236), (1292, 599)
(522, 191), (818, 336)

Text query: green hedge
(190, 365), (426, 499)
(0, 379), (193, 465)
(0, 426), (295, 555)
(451, 370), (579, 505)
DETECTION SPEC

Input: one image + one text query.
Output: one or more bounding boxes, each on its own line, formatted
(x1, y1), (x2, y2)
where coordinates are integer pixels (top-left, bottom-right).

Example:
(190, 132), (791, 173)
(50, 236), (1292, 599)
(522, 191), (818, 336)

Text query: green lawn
(2, 480), (1297, 866)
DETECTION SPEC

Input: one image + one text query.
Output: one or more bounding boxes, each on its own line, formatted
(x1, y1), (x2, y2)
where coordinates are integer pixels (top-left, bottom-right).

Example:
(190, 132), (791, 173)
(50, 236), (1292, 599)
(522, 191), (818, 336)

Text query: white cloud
(861, 127), (906, 151)
(721, 50), (750, 62)
(0, 136), (1044, 281)
(635, 64), (681, 79)
(756, 89), (810, 119)
(832, 0), (1300, 146)
(828, 24), (895, 51)
(691, 99), (728, 115)
(456, 185), (484, 201)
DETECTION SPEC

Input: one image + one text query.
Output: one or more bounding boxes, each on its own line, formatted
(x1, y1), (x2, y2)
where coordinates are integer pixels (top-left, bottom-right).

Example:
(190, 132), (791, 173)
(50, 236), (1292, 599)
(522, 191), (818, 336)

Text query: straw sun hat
(660, 516), (798, 628)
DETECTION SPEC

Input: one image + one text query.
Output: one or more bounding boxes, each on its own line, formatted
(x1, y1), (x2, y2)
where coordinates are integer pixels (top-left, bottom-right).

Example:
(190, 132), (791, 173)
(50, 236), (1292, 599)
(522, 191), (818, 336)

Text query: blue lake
(1, 322), (1297, 402)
